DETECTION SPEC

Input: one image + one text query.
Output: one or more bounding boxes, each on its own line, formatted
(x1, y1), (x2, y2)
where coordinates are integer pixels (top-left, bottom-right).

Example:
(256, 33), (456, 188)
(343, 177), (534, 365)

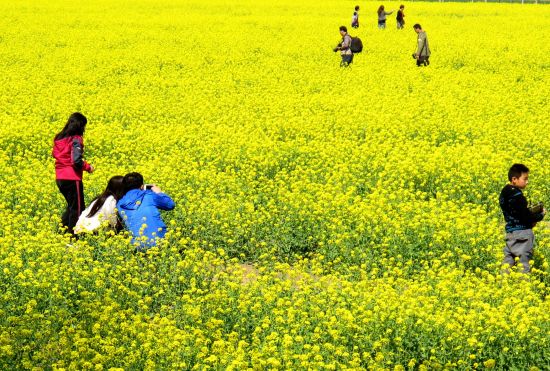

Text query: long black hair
(87, 176), (125, 218)
(54, 112), (88, 140)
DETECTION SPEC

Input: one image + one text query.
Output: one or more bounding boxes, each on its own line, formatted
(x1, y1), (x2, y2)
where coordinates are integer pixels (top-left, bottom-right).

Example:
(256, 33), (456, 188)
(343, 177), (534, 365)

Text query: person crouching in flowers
(117, 172), (175, 250)
(52, 112), (94, 235)
(74, 175), (124, 234)
(499, 164), (546, 273)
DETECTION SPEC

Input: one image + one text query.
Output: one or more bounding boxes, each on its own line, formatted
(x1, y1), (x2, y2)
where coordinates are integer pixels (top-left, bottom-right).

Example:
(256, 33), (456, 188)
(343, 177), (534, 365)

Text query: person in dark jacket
(499, 164), (546, 273)
(52, 112), (94, 234)
(117, 172), (175, 250)
(396, 5), (405, 29)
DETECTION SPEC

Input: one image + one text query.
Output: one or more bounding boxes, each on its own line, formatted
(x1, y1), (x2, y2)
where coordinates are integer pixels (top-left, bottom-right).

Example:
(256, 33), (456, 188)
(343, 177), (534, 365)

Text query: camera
(145, 184), (154, 190)
(529, 202), (544, 214)
(411, 53), (417, 59)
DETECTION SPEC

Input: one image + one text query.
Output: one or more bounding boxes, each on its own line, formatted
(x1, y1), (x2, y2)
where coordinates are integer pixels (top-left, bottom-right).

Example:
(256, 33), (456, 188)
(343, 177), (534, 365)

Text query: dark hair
(87, 176), (125, 218)
(413, 23), (422, 30)
(377, 5), (384, 15)
(339, 25), (347, 32)
(400, 4), (405, 9)
(54, 112), (88, 140)
(123, 172), (144, 193)
(508, 164), (529, 182)
(355, 5), (359, 10)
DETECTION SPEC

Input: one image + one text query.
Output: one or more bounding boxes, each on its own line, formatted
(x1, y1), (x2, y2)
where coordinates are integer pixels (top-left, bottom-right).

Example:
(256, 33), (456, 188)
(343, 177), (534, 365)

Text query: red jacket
(52, 135), (92, 180)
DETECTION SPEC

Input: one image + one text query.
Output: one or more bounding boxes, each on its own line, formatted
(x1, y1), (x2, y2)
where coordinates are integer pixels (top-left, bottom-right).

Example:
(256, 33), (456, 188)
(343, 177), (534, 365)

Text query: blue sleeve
(153, 193), (175, 211)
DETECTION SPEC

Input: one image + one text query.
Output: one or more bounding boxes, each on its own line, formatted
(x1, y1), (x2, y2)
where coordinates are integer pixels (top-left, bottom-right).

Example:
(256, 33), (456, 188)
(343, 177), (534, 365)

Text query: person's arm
(386, 11), (393, 15)
(510, 193), (545, 225)
(105, 197), (119, 227)
(151, 187), (175, 211)
(71, 137), (93, 172)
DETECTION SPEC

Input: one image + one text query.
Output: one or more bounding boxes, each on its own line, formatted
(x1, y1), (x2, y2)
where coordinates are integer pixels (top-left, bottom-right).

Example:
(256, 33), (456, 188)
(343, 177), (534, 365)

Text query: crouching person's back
(117, 172), (175, 250)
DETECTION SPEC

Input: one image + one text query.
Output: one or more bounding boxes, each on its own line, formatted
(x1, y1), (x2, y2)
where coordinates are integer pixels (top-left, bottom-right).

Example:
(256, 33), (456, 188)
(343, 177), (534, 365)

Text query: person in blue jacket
(117, 172), (175, 249)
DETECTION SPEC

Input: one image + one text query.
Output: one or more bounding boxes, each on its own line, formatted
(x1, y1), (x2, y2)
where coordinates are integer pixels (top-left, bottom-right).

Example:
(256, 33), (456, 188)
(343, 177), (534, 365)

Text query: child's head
(400, 5), (405, 9)
(339, 26), (347, 35)
(508, 163), (530, 189)
(355, 5), (360, 11)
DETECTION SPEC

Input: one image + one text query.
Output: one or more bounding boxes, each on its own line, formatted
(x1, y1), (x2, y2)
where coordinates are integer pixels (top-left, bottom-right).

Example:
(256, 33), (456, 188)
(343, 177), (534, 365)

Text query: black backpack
(350, 36), (363, 53)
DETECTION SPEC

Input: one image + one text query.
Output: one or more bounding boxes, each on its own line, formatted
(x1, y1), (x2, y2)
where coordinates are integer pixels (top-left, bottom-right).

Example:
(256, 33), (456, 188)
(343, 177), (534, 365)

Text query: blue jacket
(117, 189), (175, 247)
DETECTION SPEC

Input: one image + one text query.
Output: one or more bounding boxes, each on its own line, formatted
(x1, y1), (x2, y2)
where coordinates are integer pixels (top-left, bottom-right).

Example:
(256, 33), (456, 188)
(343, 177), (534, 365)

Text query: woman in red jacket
(52, 112), (94, 234)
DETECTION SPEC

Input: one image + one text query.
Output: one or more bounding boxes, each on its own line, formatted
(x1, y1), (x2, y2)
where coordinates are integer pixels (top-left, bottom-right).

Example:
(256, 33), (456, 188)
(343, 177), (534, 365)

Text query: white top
(74, 196), (118, 233)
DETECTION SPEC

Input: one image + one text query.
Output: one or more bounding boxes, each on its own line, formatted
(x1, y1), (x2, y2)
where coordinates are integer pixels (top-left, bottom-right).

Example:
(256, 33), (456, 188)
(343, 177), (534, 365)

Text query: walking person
(52, 112), (94, 235)
(499, 164), (545, 273)
(396, 5), (405, 29)
(351, 5), (360, 28)
(413, 23), (431, 66)
(333, 26), (354, 67)
(377, 5), (393, 29)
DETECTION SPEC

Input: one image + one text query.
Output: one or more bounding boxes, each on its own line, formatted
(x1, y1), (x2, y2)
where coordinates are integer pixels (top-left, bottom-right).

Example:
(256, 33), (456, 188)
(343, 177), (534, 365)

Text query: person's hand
(89, 165), (95, 173)
(151, 185), (162, 194)
(542, 208), (547, 216)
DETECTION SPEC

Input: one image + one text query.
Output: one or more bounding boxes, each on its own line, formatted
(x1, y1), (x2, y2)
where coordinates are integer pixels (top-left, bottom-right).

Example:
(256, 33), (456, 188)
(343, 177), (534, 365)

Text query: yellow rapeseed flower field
(1, 0), (550, 368)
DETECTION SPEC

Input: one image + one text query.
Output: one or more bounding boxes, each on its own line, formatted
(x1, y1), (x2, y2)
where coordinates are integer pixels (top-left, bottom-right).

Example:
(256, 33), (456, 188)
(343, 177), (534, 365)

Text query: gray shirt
(378, 11), (393, 22)
(340, 34), (352, 55)
(416, 31), (431, 57)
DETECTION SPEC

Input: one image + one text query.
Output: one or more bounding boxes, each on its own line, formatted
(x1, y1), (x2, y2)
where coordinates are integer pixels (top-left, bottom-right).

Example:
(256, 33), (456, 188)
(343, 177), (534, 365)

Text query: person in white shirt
(74, 175), (124, 234)
(351, 5), (360, 28)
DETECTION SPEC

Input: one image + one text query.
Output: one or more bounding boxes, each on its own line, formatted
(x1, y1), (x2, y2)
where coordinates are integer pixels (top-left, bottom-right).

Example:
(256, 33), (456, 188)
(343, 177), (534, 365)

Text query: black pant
(341, 54), (354, 67)
(56, 180), (84, 234)
(416, 56), (430, 67)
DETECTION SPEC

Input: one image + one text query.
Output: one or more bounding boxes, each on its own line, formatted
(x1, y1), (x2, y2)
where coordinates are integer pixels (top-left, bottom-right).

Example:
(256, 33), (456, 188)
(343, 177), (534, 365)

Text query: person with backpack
(52, 112), (94, 235)
(413, 23), (431, 66)
(396, 5), (405, 29)
(351, 5), (360, 28)
(333, 26), (354, 67)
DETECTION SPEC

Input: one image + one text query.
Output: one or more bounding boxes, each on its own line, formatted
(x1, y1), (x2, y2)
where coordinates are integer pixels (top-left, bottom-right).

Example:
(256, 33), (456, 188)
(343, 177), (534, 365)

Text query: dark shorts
(341, 54), (354, 66)
(416, 56), (430, 67)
